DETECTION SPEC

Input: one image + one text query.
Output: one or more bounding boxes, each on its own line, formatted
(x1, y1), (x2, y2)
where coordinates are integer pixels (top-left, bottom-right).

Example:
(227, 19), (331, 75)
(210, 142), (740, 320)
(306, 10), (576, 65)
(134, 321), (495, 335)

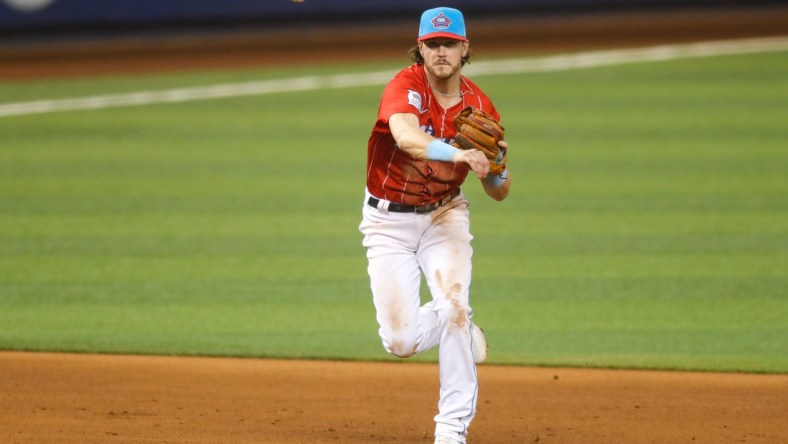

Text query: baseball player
(359, 7), (511, 444)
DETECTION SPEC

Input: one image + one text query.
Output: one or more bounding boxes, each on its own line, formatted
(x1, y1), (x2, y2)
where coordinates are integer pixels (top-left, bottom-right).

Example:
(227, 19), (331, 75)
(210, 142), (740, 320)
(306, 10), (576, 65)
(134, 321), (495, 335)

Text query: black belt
(368, 189), (460, 214)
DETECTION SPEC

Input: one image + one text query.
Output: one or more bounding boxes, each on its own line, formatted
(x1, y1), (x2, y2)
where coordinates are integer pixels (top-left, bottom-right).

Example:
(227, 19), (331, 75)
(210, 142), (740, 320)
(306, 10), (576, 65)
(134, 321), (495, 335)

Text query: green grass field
(0, 50), (786, 373)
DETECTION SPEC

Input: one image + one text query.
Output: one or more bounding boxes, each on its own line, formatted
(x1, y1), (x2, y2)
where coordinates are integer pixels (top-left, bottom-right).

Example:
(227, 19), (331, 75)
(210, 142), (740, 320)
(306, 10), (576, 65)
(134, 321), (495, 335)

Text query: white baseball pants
(359, 189), (480, 442)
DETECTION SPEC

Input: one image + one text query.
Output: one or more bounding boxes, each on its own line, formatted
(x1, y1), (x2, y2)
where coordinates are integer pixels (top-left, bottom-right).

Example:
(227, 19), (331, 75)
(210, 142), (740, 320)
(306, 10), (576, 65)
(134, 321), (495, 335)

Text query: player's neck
(430, 85), (460, 97)
(427, 76), (460, 95)
(426, 72), (463, 107)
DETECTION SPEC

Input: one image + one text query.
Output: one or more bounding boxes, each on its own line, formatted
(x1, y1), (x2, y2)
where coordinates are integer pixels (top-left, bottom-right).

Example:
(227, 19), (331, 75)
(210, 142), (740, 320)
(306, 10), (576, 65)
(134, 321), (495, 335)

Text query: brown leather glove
(452, 106), (507, 176)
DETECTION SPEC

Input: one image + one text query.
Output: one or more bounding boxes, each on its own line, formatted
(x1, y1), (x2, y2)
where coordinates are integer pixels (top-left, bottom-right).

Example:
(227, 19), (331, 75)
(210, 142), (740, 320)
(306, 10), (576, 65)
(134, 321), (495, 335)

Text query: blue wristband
(426, 140), (461, 162)
(485, 169), (509, 187)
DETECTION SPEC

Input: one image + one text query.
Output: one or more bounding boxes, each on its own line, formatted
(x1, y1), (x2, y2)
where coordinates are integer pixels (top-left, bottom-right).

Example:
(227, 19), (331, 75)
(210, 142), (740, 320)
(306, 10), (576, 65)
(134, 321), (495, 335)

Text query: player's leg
(360, 204), (441, 357)
(418, 197), (478, 442)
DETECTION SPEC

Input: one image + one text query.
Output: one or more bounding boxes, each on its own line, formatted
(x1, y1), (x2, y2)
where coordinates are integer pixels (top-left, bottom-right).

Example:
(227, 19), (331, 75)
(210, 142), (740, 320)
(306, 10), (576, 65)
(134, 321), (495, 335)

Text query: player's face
(419, 38), (468, 80)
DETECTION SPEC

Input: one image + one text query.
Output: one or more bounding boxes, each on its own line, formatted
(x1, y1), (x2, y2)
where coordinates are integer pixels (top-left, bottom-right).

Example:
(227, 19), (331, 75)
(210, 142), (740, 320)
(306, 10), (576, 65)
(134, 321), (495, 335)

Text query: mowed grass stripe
(1, 36), (787, 117)
(0, 50), (785, 371)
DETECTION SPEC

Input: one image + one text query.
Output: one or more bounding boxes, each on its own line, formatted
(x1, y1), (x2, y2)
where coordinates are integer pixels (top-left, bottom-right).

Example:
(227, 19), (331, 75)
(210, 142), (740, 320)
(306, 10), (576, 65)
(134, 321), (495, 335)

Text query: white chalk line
(1, 36), (787, 118)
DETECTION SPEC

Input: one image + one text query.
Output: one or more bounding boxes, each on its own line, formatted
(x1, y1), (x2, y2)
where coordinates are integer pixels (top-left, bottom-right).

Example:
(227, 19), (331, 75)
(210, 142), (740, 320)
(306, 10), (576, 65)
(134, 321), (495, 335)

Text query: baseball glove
(452, 106), (507, 175)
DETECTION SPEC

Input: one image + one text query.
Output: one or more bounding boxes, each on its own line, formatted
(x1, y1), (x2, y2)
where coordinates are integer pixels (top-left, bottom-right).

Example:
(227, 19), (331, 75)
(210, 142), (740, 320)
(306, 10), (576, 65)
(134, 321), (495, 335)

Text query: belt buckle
(415, 192), (454, 214)
(415, 203), (436, 214)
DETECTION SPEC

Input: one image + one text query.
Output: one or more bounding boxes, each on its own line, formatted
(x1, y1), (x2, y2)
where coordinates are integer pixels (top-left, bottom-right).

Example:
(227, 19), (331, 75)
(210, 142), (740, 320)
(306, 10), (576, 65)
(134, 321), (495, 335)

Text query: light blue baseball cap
(418, 7), (467, 41)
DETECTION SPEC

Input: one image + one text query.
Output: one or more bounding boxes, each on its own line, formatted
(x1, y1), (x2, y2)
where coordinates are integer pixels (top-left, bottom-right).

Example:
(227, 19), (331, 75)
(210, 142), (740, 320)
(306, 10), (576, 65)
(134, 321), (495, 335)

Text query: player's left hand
(495, 140), (509, 172)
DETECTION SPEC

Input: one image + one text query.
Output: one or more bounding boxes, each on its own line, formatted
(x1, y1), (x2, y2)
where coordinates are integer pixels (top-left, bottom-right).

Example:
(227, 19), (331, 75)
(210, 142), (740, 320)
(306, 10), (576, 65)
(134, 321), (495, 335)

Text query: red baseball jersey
(367, 63), (499, 206)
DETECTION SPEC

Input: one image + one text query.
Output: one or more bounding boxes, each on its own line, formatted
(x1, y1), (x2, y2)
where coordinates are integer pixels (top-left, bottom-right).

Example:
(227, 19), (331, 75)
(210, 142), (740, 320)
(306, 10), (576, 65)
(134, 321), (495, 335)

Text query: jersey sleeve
(375, 67), (424, 127)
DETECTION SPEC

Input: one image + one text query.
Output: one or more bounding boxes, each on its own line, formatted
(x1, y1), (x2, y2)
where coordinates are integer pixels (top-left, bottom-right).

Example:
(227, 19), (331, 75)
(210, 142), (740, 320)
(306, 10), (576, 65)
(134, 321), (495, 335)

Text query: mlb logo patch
(407, 90), (422, 111)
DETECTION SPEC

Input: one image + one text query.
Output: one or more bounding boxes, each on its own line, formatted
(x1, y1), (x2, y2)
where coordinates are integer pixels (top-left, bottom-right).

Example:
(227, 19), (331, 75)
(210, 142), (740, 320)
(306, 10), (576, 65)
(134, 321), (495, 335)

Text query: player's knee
(436, 301), (471, 330)
(383, 335), (419, 358)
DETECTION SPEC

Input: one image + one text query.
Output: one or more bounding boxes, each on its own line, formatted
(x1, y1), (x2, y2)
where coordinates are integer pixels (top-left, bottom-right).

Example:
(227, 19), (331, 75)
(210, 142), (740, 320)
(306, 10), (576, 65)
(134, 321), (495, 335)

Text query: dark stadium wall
(0, 0), (765, 34)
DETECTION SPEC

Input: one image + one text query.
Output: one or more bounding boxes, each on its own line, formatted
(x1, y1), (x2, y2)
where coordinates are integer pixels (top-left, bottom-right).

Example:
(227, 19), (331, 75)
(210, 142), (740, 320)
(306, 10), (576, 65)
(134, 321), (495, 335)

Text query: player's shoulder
(459, 75), (499, 118)
(461, 76), (496, 102)
(387, 64), (428, 92)
(459, 75), (489, 96)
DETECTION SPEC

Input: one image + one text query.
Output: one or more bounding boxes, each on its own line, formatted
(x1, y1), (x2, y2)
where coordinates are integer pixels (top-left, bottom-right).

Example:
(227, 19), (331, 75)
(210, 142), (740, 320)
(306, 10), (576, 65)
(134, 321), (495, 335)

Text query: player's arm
(388, 112), (489, 178)
(480, 140), (511, 201)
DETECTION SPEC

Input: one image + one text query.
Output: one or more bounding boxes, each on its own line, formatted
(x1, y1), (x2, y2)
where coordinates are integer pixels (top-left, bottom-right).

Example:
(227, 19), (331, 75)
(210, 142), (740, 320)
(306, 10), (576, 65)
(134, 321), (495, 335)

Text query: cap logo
(431, 12), (451, 30)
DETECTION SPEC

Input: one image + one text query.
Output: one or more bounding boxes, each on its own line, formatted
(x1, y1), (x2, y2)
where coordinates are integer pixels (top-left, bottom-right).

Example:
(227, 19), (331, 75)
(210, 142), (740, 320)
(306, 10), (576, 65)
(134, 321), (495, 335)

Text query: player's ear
(462, 41), (469, 57)
(418, 41), (425, 58)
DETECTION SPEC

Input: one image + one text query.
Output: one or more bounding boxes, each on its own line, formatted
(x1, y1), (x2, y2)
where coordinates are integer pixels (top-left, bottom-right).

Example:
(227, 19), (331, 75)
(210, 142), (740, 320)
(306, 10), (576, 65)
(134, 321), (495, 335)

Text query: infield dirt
(1, 6), (787, 444)
(2, 352), (787, 443)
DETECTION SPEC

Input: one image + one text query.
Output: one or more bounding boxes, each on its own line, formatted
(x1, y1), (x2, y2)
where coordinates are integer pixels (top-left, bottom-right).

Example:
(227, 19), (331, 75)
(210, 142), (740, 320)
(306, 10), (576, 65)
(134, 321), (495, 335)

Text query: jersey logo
(432, 12), (451, 29)
(407, 90), (423, 111)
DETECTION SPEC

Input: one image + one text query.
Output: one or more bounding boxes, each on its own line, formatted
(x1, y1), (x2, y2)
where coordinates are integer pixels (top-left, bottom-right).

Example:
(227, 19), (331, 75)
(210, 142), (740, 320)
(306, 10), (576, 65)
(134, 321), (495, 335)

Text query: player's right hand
(455, 149), (490, 178)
